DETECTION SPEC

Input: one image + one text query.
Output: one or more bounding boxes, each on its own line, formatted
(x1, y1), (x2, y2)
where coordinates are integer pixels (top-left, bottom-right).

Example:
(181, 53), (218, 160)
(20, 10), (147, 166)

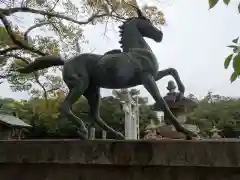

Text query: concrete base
(0, 139), (240, 180)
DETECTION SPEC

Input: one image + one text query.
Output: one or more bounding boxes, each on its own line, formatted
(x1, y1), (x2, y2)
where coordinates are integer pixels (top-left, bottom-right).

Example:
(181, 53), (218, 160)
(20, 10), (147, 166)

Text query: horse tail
(17, 56), (64, 73)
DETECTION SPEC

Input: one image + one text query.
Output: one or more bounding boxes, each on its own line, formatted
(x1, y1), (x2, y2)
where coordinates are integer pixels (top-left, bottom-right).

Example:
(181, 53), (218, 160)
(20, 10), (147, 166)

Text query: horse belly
(93, 57), (138, 88)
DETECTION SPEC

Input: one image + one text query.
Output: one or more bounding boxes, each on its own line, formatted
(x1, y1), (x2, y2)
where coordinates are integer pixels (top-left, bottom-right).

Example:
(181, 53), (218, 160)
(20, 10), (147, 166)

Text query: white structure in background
(131, 95), (140, 139)
(156, 111), (164, 123)
(120, 89), (140, 140)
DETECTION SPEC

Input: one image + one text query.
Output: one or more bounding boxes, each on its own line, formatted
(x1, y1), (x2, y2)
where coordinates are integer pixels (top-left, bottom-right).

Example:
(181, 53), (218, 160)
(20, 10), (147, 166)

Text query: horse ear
(135, 7), (144, 18)
(127, 3), (144, 18)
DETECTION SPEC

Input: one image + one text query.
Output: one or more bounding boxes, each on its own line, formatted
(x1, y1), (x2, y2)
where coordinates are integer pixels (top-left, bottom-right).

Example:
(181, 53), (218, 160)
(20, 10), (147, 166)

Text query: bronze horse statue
(17, 6), (197, 139)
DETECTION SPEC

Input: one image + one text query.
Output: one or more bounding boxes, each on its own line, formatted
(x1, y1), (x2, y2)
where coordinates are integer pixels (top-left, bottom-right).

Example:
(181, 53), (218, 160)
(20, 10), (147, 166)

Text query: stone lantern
(150, 80), (200, 139)
(163, 80), (198, 123)
(209, 126), (221, 139)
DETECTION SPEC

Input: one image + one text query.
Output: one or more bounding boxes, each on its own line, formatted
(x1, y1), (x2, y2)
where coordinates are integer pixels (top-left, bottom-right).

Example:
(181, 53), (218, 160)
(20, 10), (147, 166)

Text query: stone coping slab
(0, 139), (240, 167)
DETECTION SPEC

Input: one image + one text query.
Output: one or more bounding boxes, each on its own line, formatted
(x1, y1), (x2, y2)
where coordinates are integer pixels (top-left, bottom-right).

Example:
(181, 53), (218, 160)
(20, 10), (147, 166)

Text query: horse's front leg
(155, 68), (185, 94)
(61, 87), (88, 140)
(84, 87), (125, 140)
(141, 72), (197, 139)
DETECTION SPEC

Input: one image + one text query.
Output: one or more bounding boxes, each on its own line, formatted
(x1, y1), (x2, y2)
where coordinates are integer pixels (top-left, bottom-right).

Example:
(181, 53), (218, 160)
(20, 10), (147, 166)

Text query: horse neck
(121, 26), (153, 53)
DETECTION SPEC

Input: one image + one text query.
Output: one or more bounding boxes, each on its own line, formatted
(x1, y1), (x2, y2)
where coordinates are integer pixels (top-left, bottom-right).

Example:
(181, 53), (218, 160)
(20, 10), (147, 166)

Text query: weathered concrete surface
(0, 139), (240, 180)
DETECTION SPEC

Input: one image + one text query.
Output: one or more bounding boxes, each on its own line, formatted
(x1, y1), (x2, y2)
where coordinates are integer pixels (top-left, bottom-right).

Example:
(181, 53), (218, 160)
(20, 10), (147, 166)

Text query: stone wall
(0, 139), (240, 180)
(0, 124), (11, 140)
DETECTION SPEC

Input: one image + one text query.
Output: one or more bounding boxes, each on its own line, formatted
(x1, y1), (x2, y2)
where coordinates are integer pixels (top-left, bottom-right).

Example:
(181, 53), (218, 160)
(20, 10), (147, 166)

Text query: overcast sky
(1, 0), (240, 103)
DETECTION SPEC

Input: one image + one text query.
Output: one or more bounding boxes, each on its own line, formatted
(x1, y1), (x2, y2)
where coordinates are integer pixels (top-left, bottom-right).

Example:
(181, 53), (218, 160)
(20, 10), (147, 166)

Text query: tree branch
(50, 0), (60, 12)
(2, 54), (48, 101)
(0, 7), (124, 56)
(24, 21), (54, 41)
(0, 74), (8, 78)
(0, 14), (47, 56)
(0, 7), (110, 25)
(0, 47), (21, 55)
(105, 0), (124, 19)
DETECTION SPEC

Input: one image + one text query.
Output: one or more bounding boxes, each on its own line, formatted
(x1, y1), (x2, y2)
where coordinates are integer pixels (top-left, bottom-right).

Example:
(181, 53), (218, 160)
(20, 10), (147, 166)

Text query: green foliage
(187, 92), (240, 138)
(208, 0), (219, 9)
(0, 26), (26, 48)
(230, 72), (238, 82)
(0, 56), (8, 66)
(208, 0), (240, 82)
(33, 36), (60, 56)
(224, 40), (240, 82)
(142, 5), (165, 25)
(208, 0), (239, 10)
(0, 90), (156, 139)
(232, 37), (239, 44)
(224, 54), (233, 69)
(223, 0), (231, 5)
(233, 55), (240, 74)
(2, 90), (240, 139)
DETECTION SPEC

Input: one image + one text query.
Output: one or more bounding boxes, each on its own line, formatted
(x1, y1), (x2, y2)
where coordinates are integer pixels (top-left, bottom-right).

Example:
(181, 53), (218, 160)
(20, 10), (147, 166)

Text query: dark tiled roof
(0, 114), (31, 128)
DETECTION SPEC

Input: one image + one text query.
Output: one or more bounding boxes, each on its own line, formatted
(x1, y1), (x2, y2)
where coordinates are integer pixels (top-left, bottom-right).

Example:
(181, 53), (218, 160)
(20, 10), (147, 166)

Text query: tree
(186, 91), (240, 137)
(208, 0), (240, 82)
(0, 0), (166, 99)
(0, 88), (157, 139)
(187, 93), (199, 103)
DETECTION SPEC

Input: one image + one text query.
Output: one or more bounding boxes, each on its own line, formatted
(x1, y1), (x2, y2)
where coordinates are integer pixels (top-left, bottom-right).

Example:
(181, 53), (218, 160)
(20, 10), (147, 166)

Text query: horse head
(119, 5), (163, 51)
(131, 5), (163, 42)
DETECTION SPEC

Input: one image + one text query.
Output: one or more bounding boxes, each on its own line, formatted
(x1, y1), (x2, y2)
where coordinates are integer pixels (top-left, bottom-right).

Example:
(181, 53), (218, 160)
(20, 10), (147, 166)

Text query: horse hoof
(116, 132), (125, 140)
(185, 131), (198, 140)
(185, 136), (192, 140)
(77, 129), (88, 140)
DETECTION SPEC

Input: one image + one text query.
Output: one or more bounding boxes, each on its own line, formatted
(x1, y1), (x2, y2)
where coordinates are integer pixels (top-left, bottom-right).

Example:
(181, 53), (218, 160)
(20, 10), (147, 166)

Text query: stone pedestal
(1, 140), (240, 180)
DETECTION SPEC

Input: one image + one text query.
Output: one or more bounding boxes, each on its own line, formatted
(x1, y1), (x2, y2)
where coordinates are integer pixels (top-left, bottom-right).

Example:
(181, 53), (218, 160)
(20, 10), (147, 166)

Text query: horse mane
(118, 16), (147, 51)
(118, 17), (135, 50)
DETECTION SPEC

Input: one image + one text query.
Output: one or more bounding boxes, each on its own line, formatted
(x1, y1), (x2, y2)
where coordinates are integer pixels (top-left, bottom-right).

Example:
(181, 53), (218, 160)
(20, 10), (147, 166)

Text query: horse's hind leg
(84, 86), (124, 139)
(61, 75), (89, 139)
(141, 72), (197, 139)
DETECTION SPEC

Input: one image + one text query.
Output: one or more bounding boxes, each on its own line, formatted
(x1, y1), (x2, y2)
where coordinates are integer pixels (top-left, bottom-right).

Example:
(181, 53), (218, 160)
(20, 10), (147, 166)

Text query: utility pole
(136, 94), (140, 139)
(123, 89), (132, 139)
(121, 89), (140, 140)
